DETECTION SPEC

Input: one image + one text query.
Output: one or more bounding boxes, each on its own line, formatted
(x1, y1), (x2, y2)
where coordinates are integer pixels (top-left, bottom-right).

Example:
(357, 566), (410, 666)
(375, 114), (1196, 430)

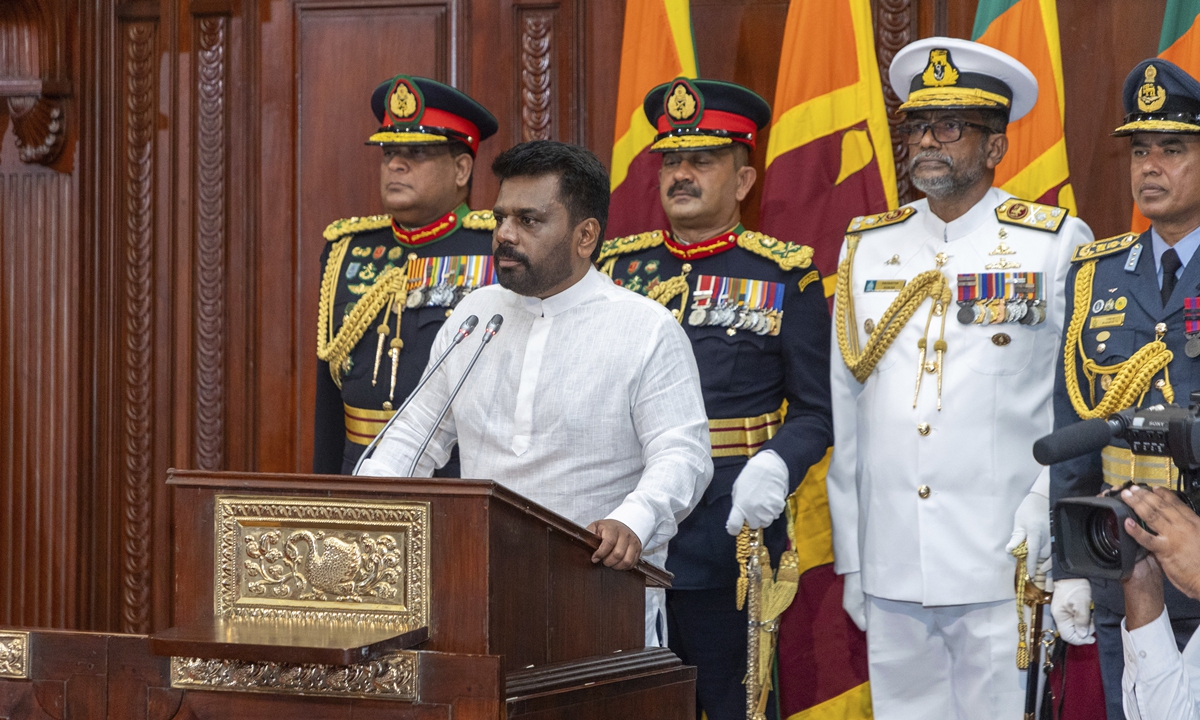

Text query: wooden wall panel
(0, 161), (79, 630)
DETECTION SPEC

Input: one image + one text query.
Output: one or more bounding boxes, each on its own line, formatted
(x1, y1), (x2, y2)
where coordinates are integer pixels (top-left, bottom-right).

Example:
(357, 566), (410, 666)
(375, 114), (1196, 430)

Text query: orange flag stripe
(976, 0), (1073, 210)
(770, 0), (860, 114)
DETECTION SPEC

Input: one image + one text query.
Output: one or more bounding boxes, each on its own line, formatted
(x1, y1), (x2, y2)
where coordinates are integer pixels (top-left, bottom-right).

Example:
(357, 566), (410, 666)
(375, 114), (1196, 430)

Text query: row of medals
(956, 298), (1047, 326)
(406, 283), (473, 309)
(688, 302), (779, 336)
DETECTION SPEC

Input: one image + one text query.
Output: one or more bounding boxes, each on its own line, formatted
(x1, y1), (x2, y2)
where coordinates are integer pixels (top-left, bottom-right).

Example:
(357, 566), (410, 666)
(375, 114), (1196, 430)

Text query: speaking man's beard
(494, 235), (576, 297)
(909, 147), (985, 199)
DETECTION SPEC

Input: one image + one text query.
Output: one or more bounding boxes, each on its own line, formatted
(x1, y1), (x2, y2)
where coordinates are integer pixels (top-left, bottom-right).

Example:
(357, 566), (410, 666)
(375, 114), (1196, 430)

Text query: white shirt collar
(921, 187), (1005, 243)
(519, 266), (607, 317)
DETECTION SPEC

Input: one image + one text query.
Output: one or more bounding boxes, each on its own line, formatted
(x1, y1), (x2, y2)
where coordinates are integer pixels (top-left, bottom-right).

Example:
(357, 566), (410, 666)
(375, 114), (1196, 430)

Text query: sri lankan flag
(1132, 0), (1200, 233)
(973, 0), (1075, 213)
(757, 0), (896, 298)
(607, 0), (698, 238)
(762, 5), (881, 717)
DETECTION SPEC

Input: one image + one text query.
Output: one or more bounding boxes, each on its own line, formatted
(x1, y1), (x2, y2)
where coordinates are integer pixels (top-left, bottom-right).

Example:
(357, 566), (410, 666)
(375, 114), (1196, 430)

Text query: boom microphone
(1032, 417), (1123, 466)
(351, 315), (479, 475)
(405, 314), (504, 477)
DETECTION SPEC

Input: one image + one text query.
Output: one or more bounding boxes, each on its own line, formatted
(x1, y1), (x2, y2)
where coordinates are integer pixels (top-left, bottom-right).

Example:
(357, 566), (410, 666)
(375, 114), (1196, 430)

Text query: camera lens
(1086, 507), (1122, 565)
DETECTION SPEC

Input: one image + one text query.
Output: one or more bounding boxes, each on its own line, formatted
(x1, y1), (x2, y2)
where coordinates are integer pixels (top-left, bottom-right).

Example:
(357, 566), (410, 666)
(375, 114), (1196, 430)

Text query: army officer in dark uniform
(1050, 59), (1200, 720)
(314, 75), (498, 475)
(599, 78), (832, 720)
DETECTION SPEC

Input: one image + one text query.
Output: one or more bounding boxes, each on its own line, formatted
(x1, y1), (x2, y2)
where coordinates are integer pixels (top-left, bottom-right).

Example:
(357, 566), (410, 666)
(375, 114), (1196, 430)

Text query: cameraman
(1119, 484), (1200, 719)
(1050, 58), (1200, 719)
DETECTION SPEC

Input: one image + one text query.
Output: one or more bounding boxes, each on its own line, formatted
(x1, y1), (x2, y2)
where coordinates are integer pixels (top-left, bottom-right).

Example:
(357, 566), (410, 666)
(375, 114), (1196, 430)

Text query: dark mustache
(493, 243), (530, 266)
(668, 180), (701, 198)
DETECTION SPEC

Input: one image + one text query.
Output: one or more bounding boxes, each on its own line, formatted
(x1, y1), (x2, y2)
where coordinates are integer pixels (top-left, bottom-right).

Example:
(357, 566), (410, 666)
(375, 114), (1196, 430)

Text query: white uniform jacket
(826, 188), (1093, 606)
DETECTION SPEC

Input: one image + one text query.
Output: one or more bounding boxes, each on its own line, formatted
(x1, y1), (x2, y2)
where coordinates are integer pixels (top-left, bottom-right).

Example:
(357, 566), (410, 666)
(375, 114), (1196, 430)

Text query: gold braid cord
(1013, 540), (1030, 669)
(835, 236), (952, 383)
(647, 271), (690, 323)
(735, 524), (751, 611)
(316, 244), (409, 388)
(1063, 260), (1174, 419)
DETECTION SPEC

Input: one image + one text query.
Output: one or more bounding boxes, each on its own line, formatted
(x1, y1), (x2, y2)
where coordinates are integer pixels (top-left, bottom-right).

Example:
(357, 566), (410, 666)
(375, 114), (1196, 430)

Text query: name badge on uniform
(405, 255), (497, 309)
(956, 272), (1046, 325)
(864, 279), (906, 292)
(688, 274), (784, 336)
(1088, 313), (1125, 329)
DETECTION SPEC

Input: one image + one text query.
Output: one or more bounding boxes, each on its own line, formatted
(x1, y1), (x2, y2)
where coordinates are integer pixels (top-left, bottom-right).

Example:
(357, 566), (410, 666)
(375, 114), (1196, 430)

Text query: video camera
(1033, 394), (1200, 580)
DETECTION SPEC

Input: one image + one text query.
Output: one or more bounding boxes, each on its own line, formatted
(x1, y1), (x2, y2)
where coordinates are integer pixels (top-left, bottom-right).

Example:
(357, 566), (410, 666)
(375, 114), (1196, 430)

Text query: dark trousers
(667, 587), (777, 720)
(1094, 604), (1200, 720)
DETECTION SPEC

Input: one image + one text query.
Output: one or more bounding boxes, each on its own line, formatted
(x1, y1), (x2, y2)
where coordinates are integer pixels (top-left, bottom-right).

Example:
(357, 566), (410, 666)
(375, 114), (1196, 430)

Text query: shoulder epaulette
(737, 230), (814, 271)
(462, 209), (497, 231)
(323, 215), (391, 242)
(995, 199), (1068, 233)
(598, 231), (664, 263)
(846, 207), (916, 233)
(1071, 233), (1139, 263)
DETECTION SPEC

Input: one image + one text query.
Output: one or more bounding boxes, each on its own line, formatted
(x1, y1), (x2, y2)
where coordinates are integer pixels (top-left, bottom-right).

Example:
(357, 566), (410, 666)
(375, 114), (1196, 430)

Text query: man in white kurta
(825, 38), (1093, 718)
(359, 140), (713, 645)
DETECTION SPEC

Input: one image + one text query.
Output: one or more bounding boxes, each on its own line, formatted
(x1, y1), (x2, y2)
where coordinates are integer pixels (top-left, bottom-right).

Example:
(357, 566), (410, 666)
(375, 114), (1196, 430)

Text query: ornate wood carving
(0, 0), (71, 166)
(120, 20), (156, 635)
(519, 11), (553, 141)
(195, 17), (227, 471)
(876, 0), (916, 205)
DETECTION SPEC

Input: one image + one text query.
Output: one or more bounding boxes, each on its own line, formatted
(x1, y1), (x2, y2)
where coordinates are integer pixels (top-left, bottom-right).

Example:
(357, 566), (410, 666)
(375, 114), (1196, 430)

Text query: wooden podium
(0, 471), (695, 718)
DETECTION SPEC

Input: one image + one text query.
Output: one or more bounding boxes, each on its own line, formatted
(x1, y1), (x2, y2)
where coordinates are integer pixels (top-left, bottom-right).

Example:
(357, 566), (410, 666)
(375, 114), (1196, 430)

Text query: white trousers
(866, 594), (1027, 720)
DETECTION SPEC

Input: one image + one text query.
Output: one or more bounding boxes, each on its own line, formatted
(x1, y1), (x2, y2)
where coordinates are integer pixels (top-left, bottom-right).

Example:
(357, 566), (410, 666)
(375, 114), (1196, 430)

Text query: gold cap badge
(1138, 64), (1167, 112)
(385, 77), (424, 124)
(921, 49), (960, 88)
(664, 78), (703, 128)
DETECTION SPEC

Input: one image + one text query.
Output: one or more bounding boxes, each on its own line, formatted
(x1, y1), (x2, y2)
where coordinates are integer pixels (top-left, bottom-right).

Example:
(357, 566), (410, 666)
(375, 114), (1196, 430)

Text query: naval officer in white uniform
(825, 37), (1094, 719)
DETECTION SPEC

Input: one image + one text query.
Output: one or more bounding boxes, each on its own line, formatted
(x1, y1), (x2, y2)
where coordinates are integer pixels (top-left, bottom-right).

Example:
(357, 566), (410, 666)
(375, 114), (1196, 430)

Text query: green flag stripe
(1160, 0), (1200, 53)
(972, 0), (1023, 40)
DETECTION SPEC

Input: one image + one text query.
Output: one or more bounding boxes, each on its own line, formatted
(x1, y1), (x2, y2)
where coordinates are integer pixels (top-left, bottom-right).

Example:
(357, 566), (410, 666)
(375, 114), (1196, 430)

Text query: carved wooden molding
(195, 16), (227, 471)
(120, 20), (156, 635)
(0, 0), (71, 165)
(519, 11), (553, 141)
(876, 0), (915, 205)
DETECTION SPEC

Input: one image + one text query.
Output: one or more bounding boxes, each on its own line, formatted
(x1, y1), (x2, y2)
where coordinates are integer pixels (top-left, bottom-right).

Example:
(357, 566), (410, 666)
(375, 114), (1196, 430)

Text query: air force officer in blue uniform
(1050, 58), (1200, 720)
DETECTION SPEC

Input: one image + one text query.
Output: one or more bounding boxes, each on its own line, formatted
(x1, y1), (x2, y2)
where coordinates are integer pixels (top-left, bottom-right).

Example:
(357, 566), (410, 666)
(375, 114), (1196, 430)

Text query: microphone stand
(351, 315), (479, 475)
(405, 314), (503, 477)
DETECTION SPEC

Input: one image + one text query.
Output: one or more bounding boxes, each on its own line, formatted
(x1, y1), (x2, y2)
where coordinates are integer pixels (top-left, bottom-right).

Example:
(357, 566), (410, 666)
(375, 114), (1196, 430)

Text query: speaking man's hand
(587, 519), (643, 571)
(1122, 485), (1200, 600)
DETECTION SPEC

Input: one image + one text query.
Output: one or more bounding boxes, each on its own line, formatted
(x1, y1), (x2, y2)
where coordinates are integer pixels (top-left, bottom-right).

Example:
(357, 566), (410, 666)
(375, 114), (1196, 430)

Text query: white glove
(1051, 578), (1095, 645)
(842, 571), (867, 632)
(1006, 490), (1051, 564)
(725, 450), (790, 535)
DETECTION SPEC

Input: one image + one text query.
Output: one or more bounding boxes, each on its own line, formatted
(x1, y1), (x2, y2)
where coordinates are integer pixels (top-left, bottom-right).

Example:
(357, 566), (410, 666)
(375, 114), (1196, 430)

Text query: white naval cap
(889, 37), (1038, 123)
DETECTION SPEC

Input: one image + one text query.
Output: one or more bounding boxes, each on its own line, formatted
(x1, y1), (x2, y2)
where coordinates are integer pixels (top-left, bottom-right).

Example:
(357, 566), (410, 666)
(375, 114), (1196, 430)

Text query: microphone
(1032, 417), (1123, 466)
(405, 314), (504, 477)
(352, 315), (479, 475)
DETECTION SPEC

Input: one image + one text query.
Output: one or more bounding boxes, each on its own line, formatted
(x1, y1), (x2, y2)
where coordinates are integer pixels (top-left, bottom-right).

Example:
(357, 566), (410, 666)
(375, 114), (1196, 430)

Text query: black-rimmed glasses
(896, 119), (995, 144)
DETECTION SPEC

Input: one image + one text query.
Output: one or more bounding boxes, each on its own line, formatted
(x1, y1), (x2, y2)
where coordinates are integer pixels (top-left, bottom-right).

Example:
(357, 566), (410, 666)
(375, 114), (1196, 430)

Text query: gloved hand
(1006, 490), (1051, 564)
(1051, 578), (1095, 645)
(842, 571), (867, 632)
(725, 450), (790, 535)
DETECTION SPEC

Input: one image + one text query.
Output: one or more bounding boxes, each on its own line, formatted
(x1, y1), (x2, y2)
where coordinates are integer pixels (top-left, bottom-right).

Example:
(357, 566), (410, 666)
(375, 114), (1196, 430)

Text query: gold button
(992, 333), (1011, 346)
(445, 309), (453, 318)
(864, 318), (876, 334)
(917, 422), (931, 436)
(1156, 322), (1168, 334)
(918, 485), (931, 499)
(682, 263), (693, 272)
(726, 327), (737, 336)
(1096, 331), (1111, 341)
(1101, 374), (1113, 391)
(1096, 342), (1106, 353)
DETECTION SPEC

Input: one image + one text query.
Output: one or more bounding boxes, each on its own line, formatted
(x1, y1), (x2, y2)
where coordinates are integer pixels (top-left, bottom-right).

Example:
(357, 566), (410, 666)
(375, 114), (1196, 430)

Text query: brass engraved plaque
(215, 496), (429, 630)
(0, 631), (29, 679)
(170, 652), (417, 700)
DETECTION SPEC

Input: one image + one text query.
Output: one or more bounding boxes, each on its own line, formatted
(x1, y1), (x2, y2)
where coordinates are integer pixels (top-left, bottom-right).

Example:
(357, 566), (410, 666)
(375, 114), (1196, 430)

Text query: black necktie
(1162, 248), (1183, 306)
